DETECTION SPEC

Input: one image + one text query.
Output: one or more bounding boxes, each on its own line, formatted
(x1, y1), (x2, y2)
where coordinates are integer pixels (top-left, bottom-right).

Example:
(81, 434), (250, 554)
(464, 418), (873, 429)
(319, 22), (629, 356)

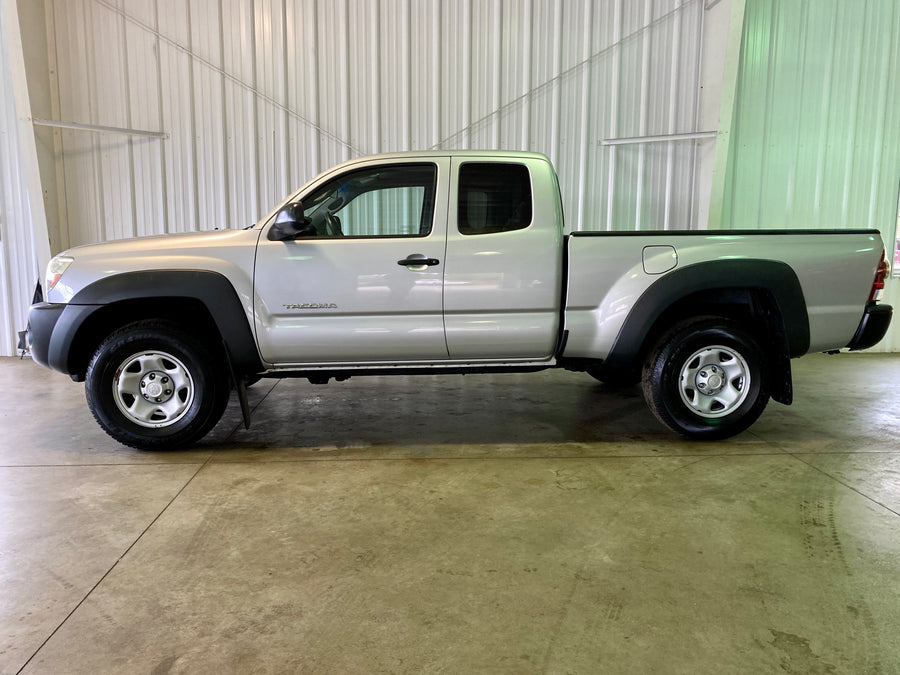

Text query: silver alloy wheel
(678, 345), (751, 418)
(112, 351), (194, 428)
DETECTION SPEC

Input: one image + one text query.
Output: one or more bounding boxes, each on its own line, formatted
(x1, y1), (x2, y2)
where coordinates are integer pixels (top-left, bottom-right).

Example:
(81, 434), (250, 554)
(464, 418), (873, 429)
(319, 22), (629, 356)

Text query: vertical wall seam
(840, 0), (867, 230)
(871, 0), (900, 237)
(82, 0), (105, 242)
(663, 0), (684, 230)
(786, 0), (809, 224)
(152, 0), (169, 234)
(549, 0), (561, 166)
(280, 0), (289, 191)
(403, 0), (410, 151)
(341, 0), (350, 160)
(373, 0), (382, 153)
(865, 1), (890, 232)
(463, 0), (471, 148)
(753, 0), (776, 230)
(250, 0), (260, 216)
(310, 0), (320, 173)
(575, 0), (593, 232)
(219, 0), (231, 228)
(522, 0), (532, 149)
(186, 0), (200, 231)
(431, 0), (441, 148)
(45, 0), (69, 251)
(119, 0), (137, 238)
(812, 8), (837, 222)
(687, 0), (705, 230)
(606, 0), (622, 231)
(491, 0), (501, 149)
(635, 0), (652, 230)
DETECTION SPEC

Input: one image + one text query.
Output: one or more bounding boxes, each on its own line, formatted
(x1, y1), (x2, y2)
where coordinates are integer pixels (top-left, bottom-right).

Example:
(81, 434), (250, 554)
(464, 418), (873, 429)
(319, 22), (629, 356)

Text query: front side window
(458, 163), (532, 235)
(296, 163), (436, 238)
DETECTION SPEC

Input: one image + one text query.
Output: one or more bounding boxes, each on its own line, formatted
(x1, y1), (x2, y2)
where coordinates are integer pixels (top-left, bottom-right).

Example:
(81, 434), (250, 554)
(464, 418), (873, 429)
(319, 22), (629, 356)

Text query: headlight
(46, 255), (74, 292)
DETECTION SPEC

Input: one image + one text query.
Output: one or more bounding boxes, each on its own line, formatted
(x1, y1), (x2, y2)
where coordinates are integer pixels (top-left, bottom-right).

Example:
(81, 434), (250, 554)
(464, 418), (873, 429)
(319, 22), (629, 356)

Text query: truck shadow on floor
(199, 374), (813, 456)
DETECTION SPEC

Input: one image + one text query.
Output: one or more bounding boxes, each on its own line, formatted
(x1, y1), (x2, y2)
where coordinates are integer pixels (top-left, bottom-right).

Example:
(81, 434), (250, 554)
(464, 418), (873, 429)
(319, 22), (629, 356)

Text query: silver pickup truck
(27, 151), (893, 449)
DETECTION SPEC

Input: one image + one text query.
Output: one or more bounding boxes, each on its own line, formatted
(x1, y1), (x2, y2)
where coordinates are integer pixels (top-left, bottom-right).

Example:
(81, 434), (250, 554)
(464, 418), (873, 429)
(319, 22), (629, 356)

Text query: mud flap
(224, 340), (252, 430)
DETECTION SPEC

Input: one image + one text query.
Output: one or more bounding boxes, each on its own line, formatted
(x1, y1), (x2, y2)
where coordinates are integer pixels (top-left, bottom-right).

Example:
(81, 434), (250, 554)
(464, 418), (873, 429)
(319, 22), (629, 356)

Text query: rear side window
(458, 163), (532, 235)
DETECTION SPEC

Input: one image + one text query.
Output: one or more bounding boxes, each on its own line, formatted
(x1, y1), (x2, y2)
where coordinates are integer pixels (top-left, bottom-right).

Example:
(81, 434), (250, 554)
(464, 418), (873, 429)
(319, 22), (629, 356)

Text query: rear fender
(604, 260), (809, 404)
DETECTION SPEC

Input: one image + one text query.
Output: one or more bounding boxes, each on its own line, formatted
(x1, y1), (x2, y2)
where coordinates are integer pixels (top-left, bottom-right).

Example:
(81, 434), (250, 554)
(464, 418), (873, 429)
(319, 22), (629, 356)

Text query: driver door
(254, 159), (450, 365)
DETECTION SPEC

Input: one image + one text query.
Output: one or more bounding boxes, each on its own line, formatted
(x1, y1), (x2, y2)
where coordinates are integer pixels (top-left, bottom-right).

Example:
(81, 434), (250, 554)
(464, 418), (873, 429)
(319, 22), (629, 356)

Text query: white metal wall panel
(0, 9), (39, 356)
(222, 0), (261, 227)
(94, 1), (134, 241)
(55, 0), (100, 245)
(124, 13), (165, 239)
(159, 0), (198, 234)
(43, 0), (709, 250)
(189, 0), (227, 231)
(410, 1), (441, 151)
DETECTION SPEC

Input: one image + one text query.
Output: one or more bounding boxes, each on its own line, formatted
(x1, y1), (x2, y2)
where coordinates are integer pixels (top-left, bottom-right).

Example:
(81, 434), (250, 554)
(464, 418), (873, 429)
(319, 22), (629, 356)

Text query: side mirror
(268, 202), (314, 240)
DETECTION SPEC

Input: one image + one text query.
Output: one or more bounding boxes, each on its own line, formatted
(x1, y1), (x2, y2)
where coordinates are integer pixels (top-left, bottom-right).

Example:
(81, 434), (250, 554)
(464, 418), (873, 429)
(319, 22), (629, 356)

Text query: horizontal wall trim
(31, 118), (168, 139)
(600, 131), (717, 146)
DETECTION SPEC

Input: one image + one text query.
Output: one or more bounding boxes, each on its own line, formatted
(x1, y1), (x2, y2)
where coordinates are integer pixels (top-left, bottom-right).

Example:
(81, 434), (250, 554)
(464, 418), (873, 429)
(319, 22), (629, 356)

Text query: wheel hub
(140, 371), (173, 403)
(678, 345), (751, 419)
(695, 365), (725, 395)
(113, 351), (194, 428)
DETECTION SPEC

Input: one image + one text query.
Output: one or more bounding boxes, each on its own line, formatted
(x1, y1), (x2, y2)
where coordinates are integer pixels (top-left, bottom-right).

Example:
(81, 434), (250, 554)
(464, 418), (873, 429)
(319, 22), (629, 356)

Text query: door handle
(397, 256), (440, 267)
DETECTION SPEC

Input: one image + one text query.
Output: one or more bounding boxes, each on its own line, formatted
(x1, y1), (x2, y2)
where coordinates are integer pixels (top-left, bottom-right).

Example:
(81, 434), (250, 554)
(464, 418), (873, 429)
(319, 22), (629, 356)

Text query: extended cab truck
(27, 151), (893, 449)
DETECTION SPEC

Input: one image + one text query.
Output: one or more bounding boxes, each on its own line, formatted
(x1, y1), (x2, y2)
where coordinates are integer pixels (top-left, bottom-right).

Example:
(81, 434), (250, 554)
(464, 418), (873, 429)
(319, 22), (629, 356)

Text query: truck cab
(256, 152), (564, 367)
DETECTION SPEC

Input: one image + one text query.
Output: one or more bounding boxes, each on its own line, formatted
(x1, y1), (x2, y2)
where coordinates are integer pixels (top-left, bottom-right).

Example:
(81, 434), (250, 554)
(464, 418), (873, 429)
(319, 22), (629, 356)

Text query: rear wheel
(642, 317), (769, 439)
(85, 321), (230, 450)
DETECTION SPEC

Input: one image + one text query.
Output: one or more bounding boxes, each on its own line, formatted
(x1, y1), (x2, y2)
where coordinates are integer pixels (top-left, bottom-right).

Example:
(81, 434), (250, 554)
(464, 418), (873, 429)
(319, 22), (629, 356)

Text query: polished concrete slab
(1, 353), (899, 673)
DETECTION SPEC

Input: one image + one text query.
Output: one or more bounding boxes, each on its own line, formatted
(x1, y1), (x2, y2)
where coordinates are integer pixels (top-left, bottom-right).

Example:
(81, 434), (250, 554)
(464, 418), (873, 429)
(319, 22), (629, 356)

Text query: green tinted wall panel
(722, 0), (900, 237)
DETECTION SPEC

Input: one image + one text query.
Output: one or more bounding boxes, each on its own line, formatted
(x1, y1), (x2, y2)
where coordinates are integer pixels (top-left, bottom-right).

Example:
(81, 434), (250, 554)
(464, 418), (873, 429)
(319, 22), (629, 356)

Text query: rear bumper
(846, 303), (892, 350)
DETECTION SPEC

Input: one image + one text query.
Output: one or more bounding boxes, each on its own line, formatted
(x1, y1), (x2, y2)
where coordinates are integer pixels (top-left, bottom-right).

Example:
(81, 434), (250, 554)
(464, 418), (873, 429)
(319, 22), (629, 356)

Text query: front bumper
(27, 302), (66, 369)
(846, 302), (893, 350)
(27, 302), (98, 378)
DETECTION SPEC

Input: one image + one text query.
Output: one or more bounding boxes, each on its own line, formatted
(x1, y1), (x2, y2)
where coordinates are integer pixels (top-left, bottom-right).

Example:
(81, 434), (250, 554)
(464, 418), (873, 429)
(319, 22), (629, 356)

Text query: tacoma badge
(283, 303), (338, 310)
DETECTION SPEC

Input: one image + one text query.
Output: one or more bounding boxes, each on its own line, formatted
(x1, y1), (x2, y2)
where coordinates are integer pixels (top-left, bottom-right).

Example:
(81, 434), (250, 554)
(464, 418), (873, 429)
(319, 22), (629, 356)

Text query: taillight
(869, 249), (889, 302)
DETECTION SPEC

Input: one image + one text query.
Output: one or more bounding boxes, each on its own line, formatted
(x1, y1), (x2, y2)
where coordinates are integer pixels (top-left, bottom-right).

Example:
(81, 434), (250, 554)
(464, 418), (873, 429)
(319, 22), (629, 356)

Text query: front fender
(42, 270), (262, 377)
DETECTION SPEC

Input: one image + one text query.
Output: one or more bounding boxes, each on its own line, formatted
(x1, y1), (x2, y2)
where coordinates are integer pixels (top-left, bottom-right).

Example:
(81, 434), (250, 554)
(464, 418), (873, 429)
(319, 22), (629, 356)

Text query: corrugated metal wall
(722, 0), (900, 234)
(45, 0), (708, 251)
(7, 0), (896, 355)
(720, 0), (900, 350)
(0, 5), (40, 357)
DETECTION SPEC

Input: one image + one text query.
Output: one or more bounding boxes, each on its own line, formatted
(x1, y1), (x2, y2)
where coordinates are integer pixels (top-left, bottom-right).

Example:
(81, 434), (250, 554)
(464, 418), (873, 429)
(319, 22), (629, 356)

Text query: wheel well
(67, 298), (224, 380)
(643, 288), (771, 358)
(623, 288), (793, 404)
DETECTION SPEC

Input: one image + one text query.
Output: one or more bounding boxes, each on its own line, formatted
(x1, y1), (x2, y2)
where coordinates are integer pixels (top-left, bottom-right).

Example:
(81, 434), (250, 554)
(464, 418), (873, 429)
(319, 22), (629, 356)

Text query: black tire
(642, 316), (769, 440)
(85, 321), (230, 450)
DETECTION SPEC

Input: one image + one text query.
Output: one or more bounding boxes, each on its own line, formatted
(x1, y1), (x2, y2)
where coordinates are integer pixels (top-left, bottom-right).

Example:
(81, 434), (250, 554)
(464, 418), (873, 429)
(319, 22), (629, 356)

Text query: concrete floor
(1, 353), (899, 674)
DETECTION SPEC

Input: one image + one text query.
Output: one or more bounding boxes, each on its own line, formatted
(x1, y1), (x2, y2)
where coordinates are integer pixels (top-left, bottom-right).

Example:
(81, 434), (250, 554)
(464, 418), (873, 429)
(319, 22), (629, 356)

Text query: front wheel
(642, 317), (770, 439)
(85, 321), (230, 450)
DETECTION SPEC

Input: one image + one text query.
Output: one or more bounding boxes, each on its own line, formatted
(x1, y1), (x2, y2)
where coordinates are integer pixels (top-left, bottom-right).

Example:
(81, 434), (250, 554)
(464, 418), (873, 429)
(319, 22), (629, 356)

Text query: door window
(298, 163), (436, 238)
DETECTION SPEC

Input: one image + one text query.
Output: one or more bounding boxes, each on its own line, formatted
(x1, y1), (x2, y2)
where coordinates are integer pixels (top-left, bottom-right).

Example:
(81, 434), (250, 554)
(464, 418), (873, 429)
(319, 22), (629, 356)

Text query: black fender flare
(604, 259), (810, 371)
(55, 270), (262, 376)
